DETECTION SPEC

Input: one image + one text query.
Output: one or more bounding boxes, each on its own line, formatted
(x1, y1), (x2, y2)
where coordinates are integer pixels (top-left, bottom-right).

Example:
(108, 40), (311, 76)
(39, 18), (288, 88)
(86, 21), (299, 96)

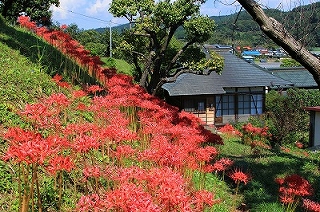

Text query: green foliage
(0, 0), (59, 26)
(85, 42), (106, 57)
(265, 89), (320, 145)
(280, 58), (301, 67)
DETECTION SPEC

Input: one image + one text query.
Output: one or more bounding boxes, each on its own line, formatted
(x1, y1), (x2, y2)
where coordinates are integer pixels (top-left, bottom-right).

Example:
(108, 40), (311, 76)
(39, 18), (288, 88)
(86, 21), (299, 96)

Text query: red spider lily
(295, 141), (304, 149)
(60, 24), (68, 30)
(20, 102), (61, 129)
(193, 190), (219, 211)
(104, 182), (161, 212)
(201, 127), (224, 145)
(57, 81), (72, 88)
(112, 145), (136, 160)
(276, 174), (313, 198)
(3, 128), (57, 164)
(250, 140), (271, 150)
(279, 194), (295, 204)
(242, 123), (270, 138)
(218, 124), (242, 137)
(52, 74), (63, 83)
(229, 168), (251, 185)
(86, 85), (103, 94)
(72, 135), (100, 153)
(76, 194), (105, 212)
(72, 90), (87, 99)
(146, 167), (191, 210)
(194, 146), (218, 162)
(47, 156), (74, 175)
(83, 166), (101, 179)
(76, 103), (87, 111)
(213, 158), (234, 172)
(302, 198), (320, 212)
(45, 93), (70, 107)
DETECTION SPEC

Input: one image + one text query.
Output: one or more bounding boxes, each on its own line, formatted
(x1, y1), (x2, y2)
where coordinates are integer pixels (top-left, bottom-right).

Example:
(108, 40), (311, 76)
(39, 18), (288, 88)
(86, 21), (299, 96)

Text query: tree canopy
(109, 0), (223, 95)
(0, 0), (59, 26)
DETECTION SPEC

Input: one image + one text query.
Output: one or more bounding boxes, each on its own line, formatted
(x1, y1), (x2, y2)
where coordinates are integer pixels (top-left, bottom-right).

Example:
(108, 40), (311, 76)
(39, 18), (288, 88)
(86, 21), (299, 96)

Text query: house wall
(165, 87), (266, 126)
(308, 111), (320, 147)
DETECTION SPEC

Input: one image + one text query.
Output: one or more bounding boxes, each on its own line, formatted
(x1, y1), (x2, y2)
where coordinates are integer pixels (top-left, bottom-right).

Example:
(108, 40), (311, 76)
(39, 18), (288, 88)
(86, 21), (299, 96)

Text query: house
(304, 106), (320, 147)
(162, 47), (293, 125)
(265, 67), (318, 89)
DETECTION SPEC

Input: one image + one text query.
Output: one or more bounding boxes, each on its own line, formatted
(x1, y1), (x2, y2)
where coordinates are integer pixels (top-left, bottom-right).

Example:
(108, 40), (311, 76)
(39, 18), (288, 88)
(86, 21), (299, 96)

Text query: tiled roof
(162, 49), (293, 96)
(265, 68), (318, 88)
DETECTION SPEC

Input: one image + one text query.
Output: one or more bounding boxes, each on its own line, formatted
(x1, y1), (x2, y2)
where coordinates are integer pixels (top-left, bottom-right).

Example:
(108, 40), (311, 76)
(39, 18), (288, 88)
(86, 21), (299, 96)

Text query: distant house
(265, 67), (318, 89)
(242, 50), (261, 57)
(162, 47), (292, 125)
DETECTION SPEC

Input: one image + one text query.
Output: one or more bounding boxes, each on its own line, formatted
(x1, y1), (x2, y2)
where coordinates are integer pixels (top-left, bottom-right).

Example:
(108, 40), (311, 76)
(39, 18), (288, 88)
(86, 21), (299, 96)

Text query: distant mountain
(206, 2), (320, 48)
(103, 2), (320, 48)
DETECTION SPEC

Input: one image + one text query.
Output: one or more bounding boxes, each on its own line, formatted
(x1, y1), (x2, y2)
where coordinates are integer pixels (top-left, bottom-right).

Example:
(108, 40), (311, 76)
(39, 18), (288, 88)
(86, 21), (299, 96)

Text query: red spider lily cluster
(2, 74), (226, 210)
(1, 17), (235, 211)
(241, 123), (271, 152)
(17, 16), (116, 85)
(275, 174), (315, 211)
(242, 123), (270, 138)
(218, 124), (242, 137)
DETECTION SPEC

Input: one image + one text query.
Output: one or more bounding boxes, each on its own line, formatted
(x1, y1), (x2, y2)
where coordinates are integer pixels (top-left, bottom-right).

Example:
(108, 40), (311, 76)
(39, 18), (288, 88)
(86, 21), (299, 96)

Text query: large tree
(237, 0), (320, 88)
(109, 0), (224, 95)
(0, 0), (59, 26)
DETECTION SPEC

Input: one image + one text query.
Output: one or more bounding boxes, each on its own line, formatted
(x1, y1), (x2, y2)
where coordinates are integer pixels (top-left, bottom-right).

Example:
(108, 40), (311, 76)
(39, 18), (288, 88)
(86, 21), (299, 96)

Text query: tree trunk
(237, 0), (320, 88)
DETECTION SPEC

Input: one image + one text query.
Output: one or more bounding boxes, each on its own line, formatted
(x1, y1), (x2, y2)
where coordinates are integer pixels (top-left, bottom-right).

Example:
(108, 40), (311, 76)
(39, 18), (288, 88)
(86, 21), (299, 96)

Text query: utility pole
(109, 21), (112, 58)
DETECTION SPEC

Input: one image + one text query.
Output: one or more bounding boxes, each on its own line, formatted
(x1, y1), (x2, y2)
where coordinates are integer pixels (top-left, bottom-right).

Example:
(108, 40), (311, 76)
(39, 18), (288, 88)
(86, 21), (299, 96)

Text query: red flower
(229, 168), (251, 185)
(83, 166), (101, 178)
(194, 146), (218, 162)
(276, 174), (313, 205)
(213, 158), (234, 172)
(47, 156), (74, 175)
(303, 198), (320, 212)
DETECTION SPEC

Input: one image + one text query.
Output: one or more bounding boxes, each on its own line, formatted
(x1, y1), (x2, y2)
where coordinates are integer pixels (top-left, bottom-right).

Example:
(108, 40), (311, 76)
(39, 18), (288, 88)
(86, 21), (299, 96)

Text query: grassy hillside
(0, 18), (61, 128)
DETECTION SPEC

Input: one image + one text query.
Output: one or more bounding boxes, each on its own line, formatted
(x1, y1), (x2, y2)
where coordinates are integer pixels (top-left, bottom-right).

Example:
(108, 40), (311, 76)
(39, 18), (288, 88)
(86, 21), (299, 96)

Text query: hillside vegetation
(176, 2), (320, 48)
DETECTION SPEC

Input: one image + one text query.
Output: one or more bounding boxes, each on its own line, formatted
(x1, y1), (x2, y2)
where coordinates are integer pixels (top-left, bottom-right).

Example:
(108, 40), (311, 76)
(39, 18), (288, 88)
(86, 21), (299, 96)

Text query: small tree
(109, 0), (224, 95)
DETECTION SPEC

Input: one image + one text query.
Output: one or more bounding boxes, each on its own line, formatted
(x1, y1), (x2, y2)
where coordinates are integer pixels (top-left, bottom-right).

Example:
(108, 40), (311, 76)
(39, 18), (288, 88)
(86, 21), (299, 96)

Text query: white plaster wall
(315, 112), (320, 146)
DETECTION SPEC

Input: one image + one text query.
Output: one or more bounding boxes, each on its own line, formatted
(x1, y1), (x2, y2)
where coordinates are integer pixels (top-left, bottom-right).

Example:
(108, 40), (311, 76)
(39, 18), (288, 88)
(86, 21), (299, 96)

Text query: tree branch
(237, 0), (320, 88)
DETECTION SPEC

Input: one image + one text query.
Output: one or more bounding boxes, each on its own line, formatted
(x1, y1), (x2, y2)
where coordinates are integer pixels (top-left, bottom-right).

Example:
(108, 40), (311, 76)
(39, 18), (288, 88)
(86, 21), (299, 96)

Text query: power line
(55, 7), (121, 26)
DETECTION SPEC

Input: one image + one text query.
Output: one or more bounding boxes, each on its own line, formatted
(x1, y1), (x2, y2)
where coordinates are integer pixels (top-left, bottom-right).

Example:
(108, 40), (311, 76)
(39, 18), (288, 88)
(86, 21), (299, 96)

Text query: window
(198, 101), (205, 112)
(184, 99), (195, 112)
(183, 98), (206, 112)
(251, 94), (263, 114)
(238, 94), (263, 115)
(216, 93), (263, 116)
(216, 95), (235, 116)
(238, 94), (251, 114)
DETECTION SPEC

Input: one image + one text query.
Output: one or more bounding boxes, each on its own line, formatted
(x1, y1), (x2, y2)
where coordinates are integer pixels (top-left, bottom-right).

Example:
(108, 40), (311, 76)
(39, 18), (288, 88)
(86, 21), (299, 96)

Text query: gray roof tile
(162, 50), (292, 96)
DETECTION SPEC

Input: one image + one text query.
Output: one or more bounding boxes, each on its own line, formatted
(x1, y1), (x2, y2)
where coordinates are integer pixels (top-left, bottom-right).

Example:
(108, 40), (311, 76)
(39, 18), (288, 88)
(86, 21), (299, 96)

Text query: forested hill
(110, 2), (320, 48)
(205, 1), (320, 48)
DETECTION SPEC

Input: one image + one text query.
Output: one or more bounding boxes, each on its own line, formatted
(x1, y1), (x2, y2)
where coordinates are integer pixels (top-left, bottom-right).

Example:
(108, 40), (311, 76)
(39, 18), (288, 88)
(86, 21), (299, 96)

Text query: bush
(265, 88), (320, 146)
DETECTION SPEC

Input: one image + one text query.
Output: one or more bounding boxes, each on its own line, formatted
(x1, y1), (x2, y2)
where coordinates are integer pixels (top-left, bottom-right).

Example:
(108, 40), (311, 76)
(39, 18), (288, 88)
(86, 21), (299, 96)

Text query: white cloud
(51, 0), (87, 19)
(86, 0), (112, 15)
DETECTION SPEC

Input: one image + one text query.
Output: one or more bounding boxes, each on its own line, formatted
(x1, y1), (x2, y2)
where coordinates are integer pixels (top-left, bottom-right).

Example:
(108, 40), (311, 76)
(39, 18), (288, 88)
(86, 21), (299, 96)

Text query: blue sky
(50, 0), (314, 30)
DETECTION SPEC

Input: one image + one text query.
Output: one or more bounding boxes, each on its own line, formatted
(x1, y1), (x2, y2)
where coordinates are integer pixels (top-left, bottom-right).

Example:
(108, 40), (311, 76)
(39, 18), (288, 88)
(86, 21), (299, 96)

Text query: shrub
(265, 89), (320, 146)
